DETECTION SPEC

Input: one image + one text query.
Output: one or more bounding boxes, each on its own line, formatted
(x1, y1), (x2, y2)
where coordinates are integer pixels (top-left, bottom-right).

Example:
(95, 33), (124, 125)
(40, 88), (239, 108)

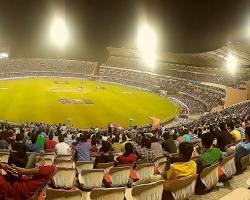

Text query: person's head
(31, 134), (37, 144)
(112, 135), (119, 143)
(124, 143), (134, 155)
(91, 138), (97, 146)
(102, 141), (111, 153)
(48, 133), (54, 140)
(219, 123), (226, 131)
(228, 123), (235, 131)
(179, 142), (194, 162)
(245, 127), (250, 142)
(163, 132), (170, 140)
(144, 138), (152, 149)
(201, 132), (215, 149)
(16, 133), (24, 142)
(58, 135), (64, 143)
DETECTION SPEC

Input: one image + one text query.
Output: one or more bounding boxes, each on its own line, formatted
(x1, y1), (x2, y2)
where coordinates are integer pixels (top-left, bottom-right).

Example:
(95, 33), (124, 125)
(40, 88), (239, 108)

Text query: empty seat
(237, 154), (250, 173)
(42, 152), (56, 162)
(76, 161), (94, 174)
(157, 161), (170, 175)
(53, 167), (76, 189)
(109, 166), (131, 187)
(56, 154), (72, 161)
(169, 175), (198, 200)
(127, 180), (165, 200)
(0, 151), (10, 163)
(90, 187), (125, 200)
(78, 169), (104, 190)
(135, 163), (155, 181)
(96, 162), (114, 171)
(46, 188), (83, 200)
(55, 159), (75, 169)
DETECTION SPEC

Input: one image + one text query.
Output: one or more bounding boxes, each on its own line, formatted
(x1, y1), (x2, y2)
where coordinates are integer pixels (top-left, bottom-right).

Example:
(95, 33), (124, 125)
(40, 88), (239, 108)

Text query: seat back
(56, 154), (72, 161)
(131, 180), (165, 200)
(109, 167), (131, 187)
(75, 161), (94, 174)
(53, 167), (76, 189)
(90, 187), (125, 200)
(96, 162), (114, 172)
(220, 155), (236, 178)
(46, 188), (83, 200)
(240, 154), (250, 171)
(0, 152), (10, 163)
(153, 156), (167, 165)
(200, 164), (219, 190)
(42, 152), (56, 162)
(169, 175), (198, 200)
(135, 163), (155, 181)
(79, 169), (104, 190)
(55, 159), (75, 169)
(158, 161), (170, 174)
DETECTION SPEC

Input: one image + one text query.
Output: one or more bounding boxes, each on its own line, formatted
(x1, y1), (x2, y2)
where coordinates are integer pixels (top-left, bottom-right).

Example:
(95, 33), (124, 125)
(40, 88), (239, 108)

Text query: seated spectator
(140, 138), (157, 162)
(26, 134), (40, 153)
(229, 123), (241, 142)
(94, 141), (114, 168)
(163, 142), (197, 191)
(0, 134), (9, 149)
(0, 162), (55, 200)
(55, 135), (71, 155)
(196, 132), (223, 173)
(117, 143), (137, 165)
(216, 123), (233, 151)
(36, 131), (45, 151)
(183, 129), (191, 143)
(151, 136), (163, 156)
(75, 134), (91, 161)
(161, 132), (177, 153)
(111, 135), (122, 153)
(90, 137), (99, 152)
(44, 134), (57, 151)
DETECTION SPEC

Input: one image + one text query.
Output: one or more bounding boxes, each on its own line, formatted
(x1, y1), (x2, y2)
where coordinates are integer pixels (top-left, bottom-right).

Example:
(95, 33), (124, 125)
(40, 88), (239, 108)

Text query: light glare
(226, 53), (238, 74)
(0, 53), (8, 59)
(137, 23), (157, 67)
(49, 17), (69, 48)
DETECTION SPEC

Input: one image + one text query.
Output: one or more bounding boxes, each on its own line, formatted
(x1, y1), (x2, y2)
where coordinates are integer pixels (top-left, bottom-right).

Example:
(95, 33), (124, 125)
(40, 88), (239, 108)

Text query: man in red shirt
(44, 134), (57, 151)
(0, 162), (55, 200)
(117, 143), (137, 165)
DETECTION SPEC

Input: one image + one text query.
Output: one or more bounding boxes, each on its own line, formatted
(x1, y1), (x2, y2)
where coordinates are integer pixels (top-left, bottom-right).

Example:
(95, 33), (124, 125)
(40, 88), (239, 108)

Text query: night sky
(0, 0), (249, 62)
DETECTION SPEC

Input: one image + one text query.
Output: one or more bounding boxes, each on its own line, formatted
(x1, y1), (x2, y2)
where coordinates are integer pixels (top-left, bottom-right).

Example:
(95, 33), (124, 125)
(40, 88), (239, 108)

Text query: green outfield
(0, 78), (179, 128)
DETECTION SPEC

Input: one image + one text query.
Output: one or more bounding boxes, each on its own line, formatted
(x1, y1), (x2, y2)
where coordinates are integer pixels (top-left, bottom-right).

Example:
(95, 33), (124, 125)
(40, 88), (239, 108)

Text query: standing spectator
(55, 135), (71, 155)
(44, 134), (57, 151)
(26, 134), (40, 153)
(75, 134), (91, 161)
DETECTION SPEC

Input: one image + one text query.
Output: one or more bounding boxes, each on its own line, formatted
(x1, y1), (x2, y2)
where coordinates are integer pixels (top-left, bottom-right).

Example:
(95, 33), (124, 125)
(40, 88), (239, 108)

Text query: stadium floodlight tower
(137, 22), (158, 68)
(226, 53), (238, 74)
(49, 16), (69, 48)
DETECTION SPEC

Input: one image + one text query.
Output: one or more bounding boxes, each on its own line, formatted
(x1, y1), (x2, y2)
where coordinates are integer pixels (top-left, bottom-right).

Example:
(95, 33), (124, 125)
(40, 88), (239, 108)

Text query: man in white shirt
(55, 135), (71, 155)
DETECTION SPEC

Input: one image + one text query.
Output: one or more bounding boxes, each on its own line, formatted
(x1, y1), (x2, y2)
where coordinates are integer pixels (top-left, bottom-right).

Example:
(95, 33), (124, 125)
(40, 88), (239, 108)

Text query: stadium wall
(224, 87), (247, 108)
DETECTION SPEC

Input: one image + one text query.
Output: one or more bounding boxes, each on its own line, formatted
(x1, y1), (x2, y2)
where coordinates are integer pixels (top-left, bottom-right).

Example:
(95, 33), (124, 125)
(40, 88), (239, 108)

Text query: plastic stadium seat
(153, 156), (167, 166)
(135, 163), (155, 181)
(195, 163), (219, 194)
(78, 169), (104, 190)
(109, 166), (131, 187)
(157, 161), (170, 175)
(96, 162), (114, 172)
(46, 188), (83, 200)
(55, 159), (75, 169)
(90, 187), (125, 200)
(0, 151), (10, 163)
(76, 161), (94, 174)
(169, 174), (198, 200)
(42, 152), (56, 162)
(56, 154), (72, 161)
(238, 154), (250, 173)
(53, 167), (76, 189)
(126, 180), (165, 200)
(220, 155), (236, 180)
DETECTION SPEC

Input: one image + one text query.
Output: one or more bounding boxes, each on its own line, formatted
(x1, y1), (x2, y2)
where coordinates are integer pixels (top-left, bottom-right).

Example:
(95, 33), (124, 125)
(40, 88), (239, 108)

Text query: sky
(0, 0), (249, 62)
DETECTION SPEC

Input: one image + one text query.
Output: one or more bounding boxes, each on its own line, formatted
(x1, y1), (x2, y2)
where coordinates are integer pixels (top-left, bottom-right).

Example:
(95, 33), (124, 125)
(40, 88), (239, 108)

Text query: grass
(0, 78), (179, 128)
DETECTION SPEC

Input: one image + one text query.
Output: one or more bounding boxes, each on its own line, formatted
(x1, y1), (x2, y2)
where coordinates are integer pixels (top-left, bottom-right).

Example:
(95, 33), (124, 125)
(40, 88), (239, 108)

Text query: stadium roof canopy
(107, 41), (250, 68)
